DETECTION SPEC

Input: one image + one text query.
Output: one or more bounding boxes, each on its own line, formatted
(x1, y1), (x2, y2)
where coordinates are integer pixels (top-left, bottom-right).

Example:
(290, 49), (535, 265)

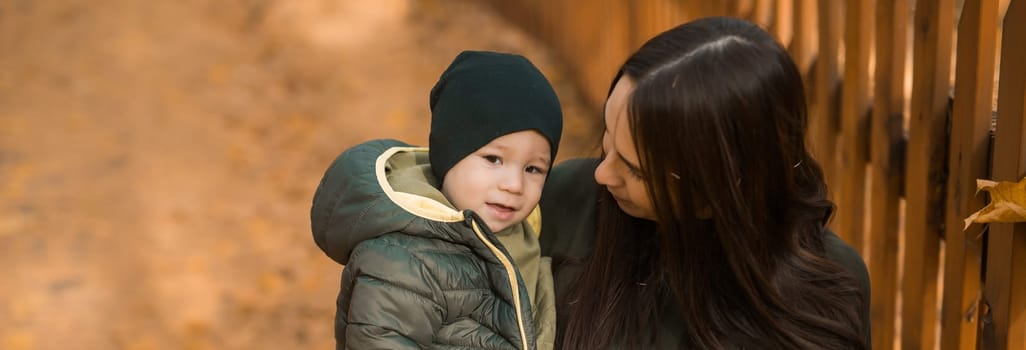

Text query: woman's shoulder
(821, 229), (872, 344)
(548, 158), (600, 184)
(543, 158), (600, 203)
(539, 158), (601, 257)
(820, 230), (871, 303)
(821, 229), (869, 282)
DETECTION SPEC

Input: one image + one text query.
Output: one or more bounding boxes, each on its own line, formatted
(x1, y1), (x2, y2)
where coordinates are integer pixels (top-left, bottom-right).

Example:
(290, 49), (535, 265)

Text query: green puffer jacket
(539, 159), (873, 348)
(311, 139), (552, 350)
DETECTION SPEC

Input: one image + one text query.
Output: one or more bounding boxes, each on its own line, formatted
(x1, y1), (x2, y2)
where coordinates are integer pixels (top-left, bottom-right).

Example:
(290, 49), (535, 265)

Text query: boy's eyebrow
(479, 143), (512, 153)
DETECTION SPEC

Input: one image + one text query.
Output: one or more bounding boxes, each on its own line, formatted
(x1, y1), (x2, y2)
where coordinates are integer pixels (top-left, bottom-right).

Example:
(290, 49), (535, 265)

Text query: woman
(540, 17), (870, 349)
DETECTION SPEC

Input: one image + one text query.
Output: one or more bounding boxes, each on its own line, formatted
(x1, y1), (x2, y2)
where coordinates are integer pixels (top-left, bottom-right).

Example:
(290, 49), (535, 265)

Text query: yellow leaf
(963, 177), (1026, 230)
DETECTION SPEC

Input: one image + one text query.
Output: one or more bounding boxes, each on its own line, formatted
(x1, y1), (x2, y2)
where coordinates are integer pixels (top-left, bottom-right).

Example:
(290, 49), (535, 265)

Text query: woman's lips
(607, 190), (630, 205)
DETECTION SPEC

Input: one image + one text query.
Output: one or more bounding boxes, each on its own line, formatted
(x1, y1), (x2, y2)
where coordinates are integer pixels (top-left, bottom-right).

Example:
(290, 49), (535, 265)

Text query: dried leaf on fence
(963, 177), (1026, 230)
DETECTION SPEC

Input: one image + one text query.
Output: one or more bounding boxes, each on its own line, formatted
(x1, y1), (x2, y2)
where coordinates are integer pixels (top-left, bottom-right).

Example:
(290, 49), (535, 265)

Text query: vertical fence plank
(734, 0), (756, 19)
(789, 0), (817, 74)
(903, 0), (955, 348)
(772, 0), (794, 48)
(703, 1), (731, 17)
(630, 0), (649, 50)
(596, 0), (633, 108)
(908, 0), (957, 348)
(837, 0), (873, 252)
(939, 0), (997, 346)
(537, 0), (557, 50)
(681, 0), (713, 20)
(941, 0), (1000, 348)
(568, 0), (625, 109)
(488, 0), (636, 109)
(869, 0), (908, 347)
(812, 0), (843, 233)
(659, 0), (675, 33)
(982, 1), (1026, 348)
(753, 0), (774, 28)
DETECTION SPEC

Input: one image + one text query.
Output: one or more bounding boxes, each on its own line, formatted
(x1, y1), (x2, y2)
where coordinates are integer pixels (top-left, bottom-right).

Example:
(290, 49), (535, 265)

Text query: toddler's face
(441, 130), (551, 232)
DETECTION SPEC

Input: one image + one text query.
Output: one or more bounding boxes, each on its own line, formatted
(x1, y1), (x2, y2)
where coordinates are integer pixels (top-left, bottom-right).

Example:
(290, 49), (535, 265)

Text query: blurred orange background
(0, 0), (599, 348)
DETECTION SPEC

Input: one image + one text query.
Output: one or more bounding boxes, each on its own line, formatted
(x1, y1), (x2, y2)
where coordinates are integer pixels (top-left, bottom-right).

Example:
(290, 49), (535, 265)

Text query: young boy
(311, 51), (561, 350)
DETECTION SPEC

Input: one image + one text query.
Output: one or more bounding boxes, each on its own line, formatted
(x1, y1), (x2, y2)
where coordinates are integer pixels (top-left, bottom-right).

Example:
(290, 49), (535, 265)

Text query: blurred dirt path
(0, 0), (599, 348)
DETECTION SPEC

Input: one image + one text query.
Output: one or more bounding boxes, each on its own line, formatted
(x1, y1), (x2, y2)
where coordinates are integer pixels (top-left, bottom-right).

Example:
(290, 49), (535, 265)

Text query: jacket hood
(310, 139), (468, 264)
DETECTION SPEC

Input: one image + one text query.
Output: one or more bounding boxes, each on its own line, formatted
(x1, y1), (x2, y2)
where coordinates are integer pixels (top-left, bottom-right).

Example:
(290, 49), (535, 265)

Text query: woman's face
(595, 77), (656, 220)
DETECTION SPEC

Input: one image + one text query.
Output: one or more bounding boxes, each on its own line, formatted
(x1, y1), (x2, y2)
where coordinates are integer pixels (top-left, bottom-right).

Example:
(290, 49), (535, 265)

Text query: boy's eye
(483, 155), (501, 164)
(526, 165), (547, 175)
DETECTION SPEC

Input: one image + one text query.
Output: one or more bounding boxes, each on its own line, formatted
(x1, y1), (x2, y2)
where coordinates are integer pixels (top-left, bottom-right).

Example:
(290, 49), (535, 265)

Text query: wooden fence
(480, 0), (1025, 348)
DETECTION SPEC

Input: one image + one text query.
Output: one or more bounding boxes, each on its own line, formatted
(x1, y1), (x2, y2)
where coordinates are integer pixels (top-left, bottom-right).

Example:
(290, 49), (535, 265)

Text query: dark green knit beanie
(429, 50), (563, 183)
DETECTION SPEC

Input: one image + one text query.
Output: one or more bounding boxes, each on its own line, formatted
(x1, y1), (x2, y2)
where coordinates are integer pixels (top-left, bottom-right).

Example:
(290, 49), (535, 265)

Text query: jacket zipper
(468, 217), (530, 350)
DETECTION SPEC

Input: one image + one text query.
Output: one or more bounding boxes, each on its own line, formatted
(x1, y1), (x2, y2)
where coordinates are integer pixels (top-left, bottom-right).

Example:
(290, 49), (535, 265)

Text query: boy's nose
(498, 171), (524, 194)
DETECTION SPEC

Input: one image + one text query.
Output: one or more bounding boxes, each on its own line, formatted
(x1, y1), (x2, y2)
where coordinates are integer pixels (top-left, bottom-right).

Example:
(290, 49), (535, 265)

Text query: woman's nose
(594, 154), (619, 187)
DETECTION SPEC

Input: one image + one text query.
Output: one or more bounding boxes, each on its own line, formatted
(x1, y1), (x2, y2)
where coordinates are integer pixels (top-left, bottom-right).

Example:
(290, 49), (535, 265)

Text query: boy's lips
(486, 202), (517, 220)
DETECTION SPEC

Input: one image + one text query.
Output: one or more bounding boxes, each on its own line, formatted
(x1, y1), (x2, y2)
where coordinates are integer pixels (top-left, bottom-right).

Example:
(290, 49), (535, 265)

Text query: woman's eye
(483, 155), (501, 164)
(626, 165), (643, 179)
(622, 160), (643, 179)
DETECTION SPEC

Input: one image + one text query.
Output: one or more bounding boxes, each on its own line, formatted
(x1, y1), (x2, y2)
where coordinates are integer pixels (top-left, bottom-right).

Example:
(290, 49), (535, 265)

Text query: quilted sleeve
(335, 237), (447, 350)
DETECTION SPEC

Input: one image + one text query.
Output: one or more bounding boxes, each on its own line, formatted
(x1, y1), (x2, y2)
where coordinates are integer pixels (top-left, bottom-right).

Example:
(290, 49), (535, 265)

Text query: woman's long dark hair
(557, 17), (866, 349)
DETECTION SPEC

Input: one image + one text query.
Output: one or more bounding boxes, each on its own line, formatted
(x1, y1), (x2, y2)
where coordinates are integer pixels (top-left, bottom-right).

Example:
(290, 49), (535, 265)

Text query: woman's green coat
(539, 159), (872, 348)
